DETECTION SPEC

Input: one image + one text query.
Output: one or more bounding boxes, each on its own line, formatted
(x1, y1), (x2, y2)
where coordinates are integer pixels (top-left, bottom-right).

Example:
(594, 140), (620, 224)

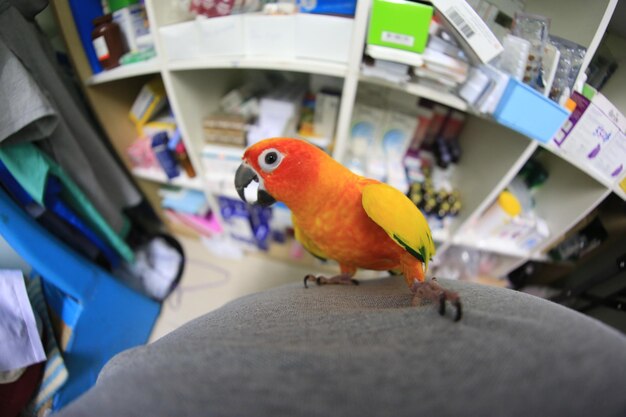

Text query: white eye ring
(258, 148), (284, 173)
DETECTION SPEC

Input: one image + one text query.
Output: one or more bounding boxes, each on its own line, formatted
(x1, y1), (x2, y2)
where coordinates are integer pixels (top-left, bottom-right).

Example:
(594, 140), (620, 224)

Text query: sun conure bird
(234, 138), (462, 321)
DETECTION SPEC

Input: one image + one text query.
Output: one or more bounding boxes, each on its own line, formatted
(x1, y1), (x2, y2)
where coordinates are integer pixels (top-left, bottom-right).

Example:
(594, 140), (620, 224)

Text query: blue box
(297, 0), (357, 16)
(493, 78), (570, 143)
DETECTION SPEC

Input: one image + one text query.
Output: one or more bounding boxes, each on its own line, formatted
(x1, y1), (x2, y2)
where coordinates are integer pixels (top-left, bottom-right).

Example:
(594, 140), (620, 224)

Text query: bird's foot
(304, 274), (359, 288)
(411, 278), (462, 322)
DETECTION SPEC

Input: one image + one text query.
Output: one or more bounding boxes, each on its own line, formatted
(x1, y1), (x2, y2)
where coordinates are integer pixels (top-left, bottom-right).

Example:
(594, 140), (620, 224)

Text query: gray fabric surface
(0, 0), (141, 233)
(0, 40), (57, 145)
(57, 277), (626, 417)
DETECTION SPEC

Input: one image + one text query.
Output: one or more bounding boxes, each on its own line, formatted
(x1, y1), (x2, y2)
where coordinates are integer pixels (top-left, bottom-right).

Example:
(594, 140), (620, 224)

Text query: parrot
(234, 137), (462, 321)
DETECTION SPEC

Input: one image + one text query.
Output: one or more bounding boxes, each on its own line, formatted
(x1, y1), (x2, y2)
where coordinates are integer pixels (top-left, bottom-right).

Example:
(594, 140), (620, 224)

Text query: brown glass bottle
(91, 14), (127, 70)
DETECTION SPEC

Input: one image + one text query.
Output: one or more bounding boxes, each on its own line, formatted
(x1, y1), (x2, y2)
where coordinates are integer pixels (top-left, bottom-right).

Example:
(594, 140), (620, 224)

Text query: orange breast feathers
(285, 167), (405, 272)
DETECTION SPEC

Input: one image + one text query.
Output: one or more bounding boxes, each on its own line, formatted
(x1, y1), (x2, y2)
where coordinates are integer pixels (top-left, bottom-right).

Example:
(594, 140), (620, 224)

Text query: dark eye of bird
(265, 152), (277, 165)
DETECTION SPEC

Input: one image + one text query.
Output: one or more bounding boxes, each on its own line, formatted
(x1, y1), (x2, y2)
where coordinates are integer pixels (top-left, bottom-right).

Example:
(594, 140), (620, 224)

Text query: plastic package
(497, 34), (531, 81)
(188, 0), (263, 17)
(512, 12), (550, 90)
(548, 36), (586, 102)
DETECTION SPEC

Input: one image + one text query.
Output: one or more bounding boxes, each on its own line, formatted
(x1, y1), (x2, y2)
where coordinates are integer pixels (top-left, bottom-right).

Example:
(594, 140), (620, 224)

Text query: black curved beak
(234, 164), (277, 207)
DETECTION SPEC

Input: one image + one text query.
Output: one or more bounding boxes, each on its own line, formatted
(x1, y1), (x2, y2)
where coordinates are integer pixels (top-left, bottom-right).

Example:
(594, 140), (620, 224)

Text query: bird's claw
(412, 278), (462, 322)
(303, 274), (319, 289)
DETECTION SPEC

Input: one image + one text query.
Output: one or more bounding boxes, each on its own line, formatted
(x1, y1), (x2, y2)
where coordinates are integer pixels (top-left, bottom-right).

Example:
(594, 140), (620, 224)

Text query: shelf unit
(52, 0), (624, 278)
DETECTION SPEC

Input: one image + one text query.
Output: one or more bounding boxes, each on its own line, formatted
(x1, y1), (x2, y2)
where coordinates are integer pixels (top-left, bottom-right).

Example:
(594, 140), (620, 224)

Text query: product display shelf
(167, 57), (348, 78)
(86, 57), (161, 85)
(53, 0), (625, 279)
(132, 167), (204, 190)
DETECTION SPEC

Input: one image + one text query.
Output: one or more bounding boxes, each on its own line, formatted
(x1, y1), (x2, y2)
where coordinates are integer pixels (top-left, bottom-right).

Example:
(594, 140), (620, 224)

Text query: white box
(113, 4), (151, 52)
(295, 14), (354, 63)
(244, 14), (295, 58)
(160, 21), (198, 61)
(197, 15), (245, 57)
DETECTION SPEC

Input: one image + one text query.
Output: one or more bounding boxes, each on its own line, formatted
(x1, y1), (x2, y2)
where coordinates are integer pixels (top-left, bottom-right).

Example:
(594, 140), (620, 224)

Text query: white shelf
(87, 58), (161, 85)
(132, 167), (204, 190)
(167, 57), (348, 78)
(358, 74), (468, 111)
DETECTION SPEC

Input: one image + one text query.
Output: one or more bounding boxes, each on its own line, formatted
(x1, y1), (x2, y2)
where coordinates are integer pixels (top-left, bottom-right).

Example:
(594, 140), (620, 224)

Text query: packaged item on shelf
(269, 202), (292, 243)
(220, 84), (256, 114)
(174, 142), (197, 178)
(380, 111), (418, 191)
(511, 12), (550, 91)
(422, 102), (450, 149)
(472, 191), (522, 237)
(548, 36), (586, 102)
(160, 187), (210, 216)
(431, 0), (503, 64)
(419, 48), (470, 86)
(129, 78), (167, 131)
(127, 136), (158, 169)
(167, 128), (197, 178)
(248, 83), (306, 145)
(91, 14), (128, 70)
(406, 106), (434, 156)
(218, 196), (272, 251)
(346, 103), (386, 177)
(203, 113), (247, 146)
(141, 109), (177, 137)
(458, 66), (492, 106)
(297, 93), (316, 138)
(189, 0), (235, 17)
(297, 0), (357, 16)
(551, 91), (626, 182)
(165, 210), (222, 238)
(312, 90), (341, 145)
(436, 110), (465, 166)
(365, 45), (424, 68)
(367, 0), (434, 55)
(107, 0), (138, 13)
(112, 3), (152, 52)
(202, 145), (244, 197)
(151, 132), (180, 179)
(469, 64), (510, 115)
(496, 34), (531, 81)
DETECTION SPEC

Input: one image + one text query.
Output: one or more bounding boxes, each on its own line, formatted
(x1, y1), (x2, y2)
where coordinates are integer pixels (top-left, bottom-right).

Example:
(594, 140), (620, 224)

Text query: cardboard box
(551, 92), (626, 182)
(244, 14), (295, 57)
(431, 0), (503, 64)
(129, 78), (167, 130)
(197, 15), (245, 57)
(160, 21), (198, 61)
(493, 78), (569, 143)
(113, 4), (151, 52)
(367, 0), (433, 54)
(295, 14), (354, 63)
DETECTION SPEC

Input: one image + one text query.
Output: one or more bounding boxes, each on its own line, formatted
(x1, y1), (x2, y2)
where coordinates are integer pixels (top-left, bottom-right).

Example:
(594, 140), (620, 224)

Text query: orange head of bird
(234, 138), (328, 207)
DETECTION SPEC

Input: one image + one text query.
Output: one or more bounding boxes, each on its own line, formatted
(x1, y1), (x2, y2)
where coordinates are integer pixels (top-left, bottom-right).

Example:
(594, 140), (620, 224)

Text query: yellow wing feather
(361, 183), (436, 271)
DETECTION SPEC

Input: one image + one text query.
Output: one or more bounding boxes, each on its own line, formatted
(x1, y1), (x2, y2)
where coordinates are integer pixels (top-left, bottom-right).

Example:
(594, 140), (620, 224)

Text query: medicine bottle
(92, 14), (127, 70)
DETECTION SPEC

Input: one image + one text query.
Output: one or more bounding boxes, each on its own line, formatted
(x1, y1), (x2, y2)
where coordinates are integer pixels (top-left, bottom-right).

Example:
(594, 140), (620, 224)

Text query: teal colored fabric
(0, 143), (133, 262)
